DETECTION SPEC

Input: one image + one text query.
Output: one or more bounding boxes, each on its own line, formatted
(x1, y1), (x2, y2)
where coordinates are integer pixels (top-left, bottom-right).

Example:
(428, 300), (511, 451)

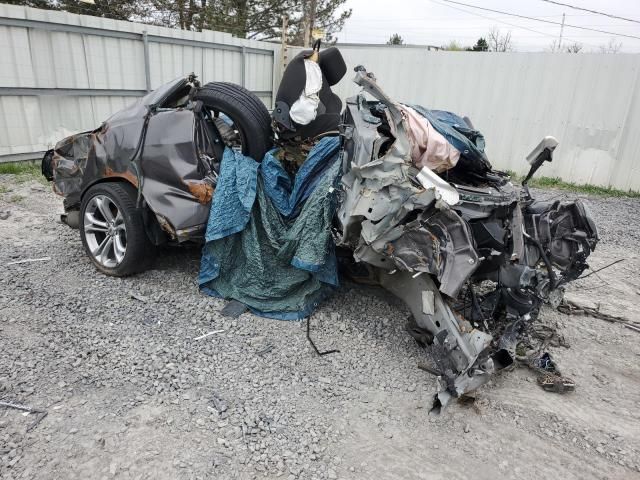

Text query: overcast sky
(335, 0), (640, 52)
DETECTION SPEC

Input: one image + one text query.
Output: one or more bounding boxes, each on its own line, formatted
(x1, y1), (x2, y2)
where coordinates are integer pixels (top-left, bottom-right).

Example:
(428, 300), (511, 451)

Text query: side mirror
(526, 136), (559, 166)
(522, 136), (559, 188)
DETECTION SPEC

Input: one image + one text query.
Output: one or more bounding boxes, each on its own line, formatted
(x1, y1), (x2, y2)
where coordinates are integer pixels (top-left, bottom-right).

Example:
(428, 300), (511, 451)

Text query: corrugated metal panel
(288, 45), (640, 191)
(0, 4), (278, 159)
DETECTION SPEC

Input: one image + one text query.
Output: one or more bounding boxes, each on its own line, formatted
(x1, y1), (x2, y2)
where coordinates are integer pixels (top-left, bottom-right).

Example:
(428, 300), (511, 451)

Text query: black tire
(193, 82), (273, 160)
(80, 182), (155, 277)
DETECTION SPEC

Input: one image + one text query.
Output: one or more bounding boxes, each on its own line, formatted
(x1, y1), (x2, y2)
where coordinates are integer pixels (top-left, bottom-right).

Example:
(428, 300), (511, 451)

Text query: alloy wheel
(83, 194), (127, 268)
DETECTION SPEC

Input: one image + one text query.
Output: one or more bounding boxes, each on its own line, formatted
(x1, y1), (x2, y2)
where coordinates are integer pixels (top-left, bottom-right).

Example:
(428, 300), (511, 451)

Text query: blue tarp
(198, 136), (342, 320)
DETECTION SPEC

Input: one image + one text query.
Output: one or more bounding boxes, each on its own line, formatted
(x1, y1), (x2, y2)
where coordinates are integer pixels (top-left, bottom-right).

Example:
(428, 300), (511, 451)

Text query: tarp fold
(199, 136), (342, 320)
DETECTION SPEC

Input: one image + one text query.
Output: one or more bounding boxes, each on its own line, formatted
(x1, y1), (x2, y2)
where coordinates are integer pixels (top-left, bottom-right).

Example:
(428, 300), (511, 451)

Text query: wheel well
(81, 178), (169, 246)
(81, 177), (139, 202)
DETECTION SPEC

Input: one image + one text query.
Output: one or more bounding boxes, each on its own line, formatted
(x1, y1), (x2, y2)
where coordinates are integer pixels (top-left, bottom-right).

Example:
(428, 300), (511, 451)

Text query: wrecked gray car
(331, 67), (598, 407)
(42, 76), (273, 275)
(43, 44), (598, 405)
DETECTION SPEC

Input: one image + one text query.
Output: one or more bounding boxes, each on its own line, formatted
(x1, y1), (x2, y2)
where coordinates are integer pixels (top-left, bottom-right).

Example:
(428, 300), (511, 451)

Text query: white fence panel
(2, 4), (639, 191)
(0, 4), (279, 161)
(289, 44), (640, 191)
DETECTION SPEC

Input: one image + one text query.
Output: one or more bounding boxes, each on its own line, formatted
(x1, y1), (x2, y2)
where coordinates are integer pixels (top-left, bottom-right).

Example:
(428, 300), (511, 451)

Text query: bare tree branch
(487, 27), (513, 52)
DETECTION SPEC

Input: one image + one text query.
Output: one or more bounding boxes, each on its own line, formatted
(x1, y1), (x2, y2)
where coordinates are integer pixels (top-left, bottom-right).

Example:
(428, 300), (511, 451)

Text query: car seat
(272, 41), (347, 142)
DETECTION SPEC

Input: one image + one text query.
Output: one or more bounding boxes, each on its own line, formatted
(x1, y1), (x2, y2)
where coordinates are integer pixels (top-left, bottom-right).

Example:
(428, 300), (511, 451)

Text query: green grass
(505, 171), (640, 198)
(0, 161), (41, 175)
(0, 161), (48, 185)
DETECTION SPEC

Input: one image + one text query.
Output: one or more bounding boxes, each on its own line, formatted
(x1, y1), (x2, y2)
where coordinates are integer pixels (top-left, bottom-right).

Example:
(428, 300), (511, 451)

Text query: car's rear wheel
(80, 182), (154, 276)
(193, 82), (273, 161)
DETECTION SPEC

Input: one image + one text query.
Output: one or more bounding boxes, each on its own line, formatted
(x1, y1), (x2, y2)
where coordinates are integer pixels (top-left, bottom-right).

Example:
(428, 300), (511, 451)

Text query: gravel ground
(1, 177), (639, 480)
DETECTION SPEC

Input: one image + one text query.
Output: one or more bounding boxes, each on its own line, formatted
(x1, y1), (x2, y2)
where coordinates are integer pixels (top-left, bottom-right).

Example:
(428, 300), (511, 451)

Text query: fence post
(142, 30), (151, 92)
(241, 46), (247, 88)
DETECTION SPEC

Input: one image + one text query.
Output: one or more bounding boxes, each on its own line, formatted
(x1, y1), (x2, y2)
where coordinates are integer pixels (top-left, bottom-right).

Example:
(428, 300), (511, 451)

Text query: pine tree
(387, 33), (404, 45)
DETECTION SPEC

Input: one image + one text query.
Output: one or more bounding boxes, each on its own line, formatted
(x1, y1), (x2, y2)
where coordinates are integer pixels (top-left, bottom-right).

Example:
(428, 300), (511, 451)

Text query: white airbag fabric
(289, 60), (323, 125)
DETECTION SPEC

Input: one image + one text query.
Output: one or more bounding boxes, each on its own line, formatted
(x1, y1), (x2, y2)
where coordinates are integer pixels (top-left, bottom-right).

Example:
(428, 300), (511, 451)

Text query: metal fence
(0, 4), (279, 162)
(290, 44), (640, 191)
(2, 5), (639, 191)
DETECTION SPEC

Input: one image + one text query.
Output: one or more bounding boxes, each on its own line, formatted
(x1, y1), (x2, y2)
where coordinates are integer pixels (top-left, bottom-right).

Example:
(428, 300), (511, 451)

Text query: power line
(340, 19), (640, 28)
(428, 0), (601, 48)
(441, 0), (640, 41)
(536, 0), (640, 25)
(430, 0), (559, 39)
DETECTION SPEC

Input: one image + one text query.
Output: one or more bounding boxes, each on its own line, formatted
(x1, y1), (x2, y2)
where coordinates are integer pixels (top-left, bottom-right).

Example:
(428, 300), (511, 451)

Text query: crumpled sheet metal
(379, 270), (494, 402)
(50, 132), (93, 202)
(49, 77), (212, 240)
(337, 70), (477, 298)
(383, 209), (479, 298)
(336, 69), (490, 406)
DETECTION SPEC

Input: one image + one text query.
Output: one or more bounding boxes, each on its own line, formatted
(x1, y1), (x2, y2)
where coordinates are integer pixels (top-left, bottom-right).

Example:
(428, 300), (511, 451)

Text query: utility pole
(303, 0), (317, 48)
(280, 15), (288, 70)
(303, 1), (310, 47)
(558, 13), (565, 50)
(309, 0), (317, 46)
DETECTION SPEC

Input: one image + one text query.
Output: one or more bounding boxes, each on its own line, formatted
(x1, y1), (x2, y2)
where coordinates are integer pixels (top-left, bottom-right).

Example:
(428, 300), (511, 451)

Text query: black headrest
(318, 47), (347, 86)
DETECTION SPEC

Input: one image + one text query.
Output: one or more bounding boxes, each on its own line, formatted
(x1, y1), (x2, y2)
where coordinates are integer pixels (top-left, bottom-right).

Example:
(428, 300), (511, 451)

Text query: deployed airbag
(289, 60), (323, 126)
(401, 105), (460, 173)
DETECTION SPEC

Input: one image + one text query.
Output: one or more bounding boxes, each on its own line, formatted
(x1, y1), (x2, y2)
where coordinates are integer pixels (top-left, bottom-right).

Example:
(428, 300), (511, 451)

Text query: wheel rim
(84, 194), (127, 268)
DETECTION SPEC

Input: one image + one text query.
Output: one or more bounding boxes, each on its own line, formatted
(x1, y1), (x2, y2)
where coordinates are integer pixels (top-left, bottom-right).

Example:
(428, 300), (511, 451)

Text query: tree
(190, 1), (300, 38)
(2, 0), (352, 44)
(441, 40), (466, 51)
(7, 0), (150, 21)
(285, 0), (352, 45)
(548, 40), (583, 53)
(387, 33), (404, 45)
(599, 38), (622, 54)
(10, 0), (57, 9)
(158, 0), (352, 44)
(547, 39), (561, 52)
(565, 42), (583, 53)
(470, 37), (488, 52)
(487, 27), (512, 52)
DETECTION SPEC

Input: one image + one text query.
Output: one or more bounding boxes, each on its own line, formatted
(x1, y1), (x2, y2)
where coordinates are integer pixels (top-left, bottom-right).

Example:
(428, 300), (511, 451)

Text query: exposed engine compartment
(334, 67), (598, 407)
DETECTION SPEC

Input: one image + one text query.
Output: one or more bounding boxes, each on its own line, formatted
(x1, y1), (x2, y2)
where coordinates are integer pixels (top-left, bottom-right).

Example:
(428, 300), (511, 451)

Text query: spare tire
(193, 82), (273, 161)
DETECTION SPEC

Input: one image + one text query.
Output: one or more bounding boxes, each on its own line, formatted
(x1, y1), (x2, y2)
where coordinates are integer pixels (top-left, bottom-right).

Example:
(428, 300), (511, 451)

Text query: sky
(334, 0), (640, 52)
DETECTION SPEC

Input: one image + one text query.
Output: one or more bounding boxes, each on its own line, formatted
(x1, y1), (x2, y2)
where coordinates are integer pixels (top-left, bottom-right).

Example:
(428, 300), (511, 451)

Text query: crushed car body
(42, 44), (598, 406)
(42, 75), (273, 246)
(335, 66), (598, 406)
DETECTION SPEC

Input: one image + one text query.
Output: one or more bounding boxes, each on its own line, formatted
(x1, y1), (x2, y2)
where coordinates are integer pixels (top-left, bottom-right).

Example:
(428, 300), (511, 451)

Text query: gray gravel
(1, 179), (640, 480)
